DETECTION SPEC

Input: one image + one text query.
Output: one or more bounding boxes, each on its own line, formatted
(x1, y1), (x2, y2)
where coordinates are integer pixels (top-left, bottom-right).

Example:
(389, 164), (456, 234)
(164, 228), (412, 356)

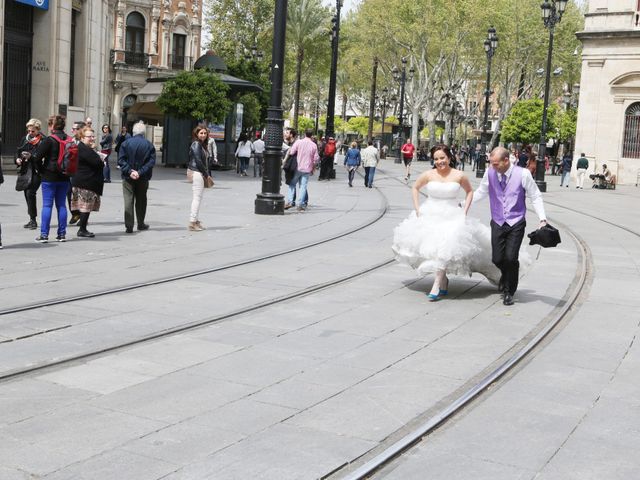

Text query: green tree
(205, 0), (274, 60)
(556, 107), (577, 143)
(346, 116), (369, 137)
(287, 0), (329, 130)
(156, 70), (232, 122)
(297, 116), (315, 132)
(501, 99), (560, 145)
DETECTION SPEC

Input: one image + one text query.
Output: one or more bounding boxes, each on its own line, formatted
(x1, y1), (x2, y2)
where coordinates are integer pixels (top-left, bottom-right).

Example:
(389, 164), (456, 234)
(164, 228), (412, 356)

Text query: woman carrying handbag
(15, 118), (44, 230)
(188, 126), (214, 231)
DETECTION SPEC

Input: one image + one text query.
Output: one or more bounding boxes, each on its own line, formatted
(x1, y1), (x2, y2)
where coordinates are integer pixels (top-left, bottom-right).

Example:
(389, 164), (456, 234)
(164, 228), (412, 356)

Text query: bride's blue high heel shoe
(439, 289), (448, 296)
(427, 292), (440, 301)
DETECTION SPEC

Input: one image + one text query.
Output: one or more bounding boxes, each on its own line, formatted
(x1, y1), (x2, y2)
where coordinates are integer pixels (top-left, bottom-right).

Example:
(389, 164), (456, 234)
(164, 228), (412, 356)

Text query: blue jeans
(41, 181), (69, 237)
(287, 171), (310, 207)
(238, 156), (250, 174)
(364, 166), (376, 187)
(560, 171), (570, 186)
(102, 151), (111, 181)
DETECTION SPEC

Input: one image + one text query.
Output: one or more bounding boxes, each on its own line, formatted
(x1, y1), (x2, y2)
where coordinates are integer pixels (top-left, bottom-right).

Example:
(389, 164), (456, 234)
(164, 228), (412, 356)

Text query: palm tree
(336, 70), (350, 121)
(287, 0), (328, 130)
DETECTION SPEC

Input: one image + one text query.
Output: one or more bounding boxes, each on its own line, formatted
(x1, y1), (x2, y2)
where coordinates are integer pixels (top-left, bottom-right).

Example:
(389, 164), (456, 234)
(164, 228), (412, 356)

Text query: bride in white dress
(392, 145), (500, 300)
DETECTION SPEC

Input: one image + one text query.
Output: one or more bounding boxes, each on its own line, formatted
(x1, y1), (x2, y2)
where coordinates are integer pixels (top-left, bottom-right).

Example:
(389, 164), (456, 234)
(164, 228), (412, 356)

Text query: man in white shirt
(253, 132), (265, 177)
(474, 146), (547, 305)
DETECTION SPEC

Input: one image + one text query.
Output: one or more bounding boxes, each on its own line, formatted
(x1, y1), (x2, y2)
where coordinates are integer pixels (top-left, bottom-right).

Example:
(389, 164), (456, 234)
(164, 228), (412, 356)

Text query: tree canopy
(156, 69), (232, 122)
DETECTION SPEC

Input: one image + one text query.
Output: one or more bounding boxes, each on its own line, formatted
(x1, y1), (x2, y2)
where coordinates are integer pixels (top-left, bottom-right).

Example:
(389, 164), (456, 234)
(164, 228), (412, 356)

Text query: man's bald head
(489, 146), (511, 174)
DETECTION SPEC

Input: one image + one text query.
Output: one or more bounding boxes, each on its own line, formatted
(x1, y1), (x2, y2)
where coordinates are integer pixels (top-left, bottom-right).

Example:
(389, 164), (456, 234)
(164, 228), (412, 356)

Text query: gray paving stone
(186, 345), (321, 388)
(249, 377), (343, 410)
(331, 335), (424, 371)
(38, 362), (156, 395)
(89, 370), (256, 423)
(190, 398), (297, 435)
(161, 423), (376, 480)
(1, 404), (166, 476)
(0, 466), (32, 480)
(121, 422), (244, 467)
(0, 378), (96, 426)
(185, 321), (287, 348)
(42, 448), (178, 480)
(378, 451), (536, 480)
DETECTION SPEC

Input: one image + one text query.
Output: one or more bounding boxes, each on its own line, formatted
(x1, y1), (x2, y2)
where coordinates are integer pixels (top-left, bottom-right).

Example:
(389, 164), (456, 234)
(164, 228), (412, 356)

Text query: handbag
(204, 175), (214, 188)
(15, 167), (32, 191)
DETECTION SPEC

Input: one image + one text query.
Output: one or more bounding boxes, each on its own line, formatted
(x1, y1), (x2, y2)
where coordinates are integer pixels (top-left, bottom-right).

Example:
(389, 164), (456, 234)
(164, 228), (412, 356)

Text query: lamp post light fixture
(476, 26), (498, 179)
(325, 0), (344, 140)
(536, 0), (568, 192)
(245, 44), (264, 62)
(392, 57), (415, 163)
(255, 0), (287, 215)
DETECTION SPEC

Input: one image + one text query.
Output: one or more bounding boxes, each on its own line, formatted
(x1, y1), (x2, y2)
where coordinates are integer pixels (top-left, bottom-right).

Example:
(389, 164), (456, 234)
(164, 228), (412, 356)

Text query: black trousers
(122, 178), (149, 229)
(491, 219), (526, 296)
(319, 156), (333, 179)
(24, 175), (41, 220)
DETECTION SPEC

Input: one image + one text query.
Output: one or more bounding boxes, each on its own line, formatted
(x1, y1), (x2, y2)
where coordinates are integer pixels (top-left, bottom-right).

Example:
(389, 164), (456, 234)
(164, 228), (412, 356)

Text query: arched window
(622, 102), (640, 158)
(125, 12), (146, 66)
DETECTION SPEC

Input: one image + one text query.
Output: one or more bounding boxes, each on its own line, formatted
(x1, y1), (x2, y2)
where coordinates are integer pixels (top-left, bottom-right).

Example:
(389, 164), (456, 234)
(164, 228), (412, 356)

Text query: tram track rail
(0, 197), (390, 317)
(328, 176), (640, 480)
(0, 183), (399, 382)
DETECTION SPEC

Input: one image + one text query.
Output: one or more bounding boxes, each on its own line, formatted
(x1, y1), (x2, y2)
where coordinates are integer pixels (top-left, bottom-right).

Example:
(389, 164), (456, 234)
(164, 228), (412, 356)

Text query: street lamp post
(392, 58), (414, 163)
(367, 57), (379, 143)
(476, 26), (498, 179)
(255, 0), (287, 215)
(536, 0), (568, 192)
(380, 87), (389, 145)
(325, 0), (343, 139)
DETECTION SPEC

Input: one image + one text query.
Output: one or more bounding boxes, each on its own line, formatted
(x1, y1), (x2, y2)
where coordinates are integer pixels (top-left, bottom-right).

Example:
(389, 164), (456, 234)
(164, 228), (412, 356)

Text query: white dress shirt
(474, 164), (547, 221)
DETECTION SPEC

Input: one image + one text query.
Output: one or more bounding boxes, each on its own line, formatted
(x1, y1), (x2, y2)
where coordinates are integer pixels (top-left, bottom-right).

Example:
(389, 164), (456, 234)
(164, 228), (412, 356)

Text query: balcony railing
(169, 54), (192, 71)
(123, 50), (149, 67)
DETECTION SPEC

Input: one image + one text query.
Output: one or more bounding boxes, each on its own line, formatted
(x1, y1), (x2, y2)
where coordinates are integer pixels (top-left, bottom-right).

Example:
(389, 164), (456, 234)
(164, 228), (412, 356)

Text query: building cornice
(577, 29), (640, 40)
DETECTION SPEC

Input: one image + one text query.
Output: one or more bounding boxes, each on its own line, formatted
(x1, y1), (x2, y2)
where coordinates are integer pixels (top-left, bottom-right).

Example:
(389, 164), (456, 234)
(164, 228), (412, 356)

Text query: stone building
(109, 0), (203, 129)
(1, 0), (111, 158)
(575, 0), (640, 185)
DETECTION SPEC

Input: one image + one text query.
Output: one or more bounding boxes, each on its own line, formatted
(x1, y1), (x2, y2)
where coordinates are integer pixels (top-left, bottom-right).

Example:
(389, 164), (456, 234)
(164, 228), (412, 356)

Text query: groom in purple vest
(474, 146), (547, 305)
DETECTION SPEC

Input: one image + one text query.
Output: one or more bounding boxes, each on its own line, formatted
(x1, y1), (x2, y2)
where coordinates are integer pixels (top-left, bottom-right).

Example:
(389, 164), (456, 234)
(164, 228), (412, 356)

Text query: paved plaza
(0, 158), (638, 479)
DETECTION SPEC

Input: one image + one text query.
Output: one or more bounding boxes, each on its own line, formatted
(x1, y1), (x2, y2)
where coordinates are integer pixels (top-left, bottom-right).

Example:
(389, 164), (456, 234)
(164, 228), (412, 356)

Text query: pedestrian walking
(31, 115), (71, 243)
(401, 138), (415, 181)
(71, 126), (105, 238)
(253, 132), (265, 177)
(285, 129), (318, 212)
(473, 146), (548, 306)
(117, 121), (155, 233)
(188, 126), (214, 231)
(235, 133), (253, 176)
(15, 118), (44, 230)
(319, 136), (337, 180)
(361, 141), (380, 188)
(343, 141), (361, 187)
(100, 124), (113, 183)
(576, 153), (588, 189)
(67, 120), (86, 226)
(560, 153), (572, 187)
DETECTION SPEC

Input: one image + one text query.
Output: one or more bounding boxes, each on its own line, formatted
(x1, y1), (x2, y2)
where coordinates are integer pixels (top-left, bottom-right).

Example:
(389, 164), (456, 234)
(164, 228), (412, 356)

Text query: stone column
(115, 0), (126, 62)
(112, 82), (123, 129)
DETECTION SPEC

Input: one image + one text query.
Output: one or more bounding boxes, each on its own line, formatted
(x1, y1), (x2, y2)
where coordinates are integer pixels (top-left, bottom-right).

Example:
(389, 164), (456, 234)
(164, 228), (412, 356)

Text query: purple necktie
(499, 175), (507, 190)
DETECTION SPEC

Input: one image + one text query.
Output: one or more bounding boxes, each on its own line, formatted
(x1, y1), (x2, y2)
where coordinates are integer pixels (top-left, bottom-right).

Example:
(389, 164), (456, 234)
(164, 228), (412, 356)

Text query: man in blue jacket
(118, 121), (155, 233)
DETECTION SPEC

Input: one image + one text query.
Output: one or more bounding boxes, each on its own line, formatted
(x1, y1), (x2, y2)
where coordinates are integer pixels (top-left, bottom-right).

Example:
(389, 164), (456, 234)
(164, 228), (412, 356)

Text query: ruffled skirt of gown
(392, 199), (501, 284)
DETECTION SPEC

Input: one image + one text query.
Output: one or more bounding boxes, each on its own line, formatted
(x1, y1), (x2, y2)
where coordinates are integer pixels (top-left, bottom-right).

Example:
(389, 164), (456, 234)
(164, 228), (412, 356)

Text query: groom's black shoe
(503, 294), (514, 306)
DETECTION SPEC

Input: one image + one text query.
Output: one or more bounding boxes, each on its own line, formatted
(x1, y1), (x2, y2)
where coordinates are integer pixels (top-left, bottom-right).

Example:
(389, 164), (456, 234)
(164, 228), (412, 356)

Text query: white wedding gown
(392, 181), (501, 284)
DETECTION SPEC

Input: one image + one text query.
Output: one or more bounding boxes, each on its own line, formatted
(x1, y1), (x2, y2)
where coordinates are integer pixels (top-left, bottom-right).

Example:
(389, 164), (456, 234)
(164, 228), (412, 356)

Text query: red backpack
(324, 141), (336, 156)
(50, 134), (79, 176)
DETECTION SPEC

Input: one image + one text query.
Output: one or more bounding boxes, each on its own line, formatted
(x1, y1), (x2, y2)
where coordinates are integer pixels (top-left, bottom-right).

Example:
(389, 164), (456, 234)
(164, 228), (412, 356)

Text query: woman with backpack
(71, 126), (105, 238)
(234, 132), (253, 176)
(31, 114), (71, 243)
(15, 118), (44, 230)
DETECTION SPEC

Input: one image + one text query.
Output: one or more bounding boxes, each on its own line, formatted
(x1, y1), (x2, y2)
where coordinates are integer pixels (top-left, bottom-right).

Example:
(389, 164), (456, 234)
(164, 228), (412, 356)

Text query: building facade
(1, 0), (111, 158)
(575, 0), (640, 184)
(109, 0), (202, 129)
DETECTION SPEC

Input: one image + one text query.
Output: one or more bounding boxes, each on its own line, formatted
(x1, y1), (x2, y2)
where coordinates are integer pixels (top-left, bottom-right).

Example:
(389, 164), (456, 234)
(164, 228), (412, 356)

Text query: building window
(125, 12), (146, 67)
(171, 34), (186, 69)
(622, 102), (640, 158)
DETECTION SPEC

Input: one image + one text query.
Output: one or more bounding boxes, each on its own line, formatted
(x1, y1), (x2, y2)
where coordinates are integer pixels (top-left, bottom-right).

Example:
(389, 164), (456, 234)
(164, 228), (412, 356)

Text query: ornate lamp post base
(255, 192), (285, 215)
